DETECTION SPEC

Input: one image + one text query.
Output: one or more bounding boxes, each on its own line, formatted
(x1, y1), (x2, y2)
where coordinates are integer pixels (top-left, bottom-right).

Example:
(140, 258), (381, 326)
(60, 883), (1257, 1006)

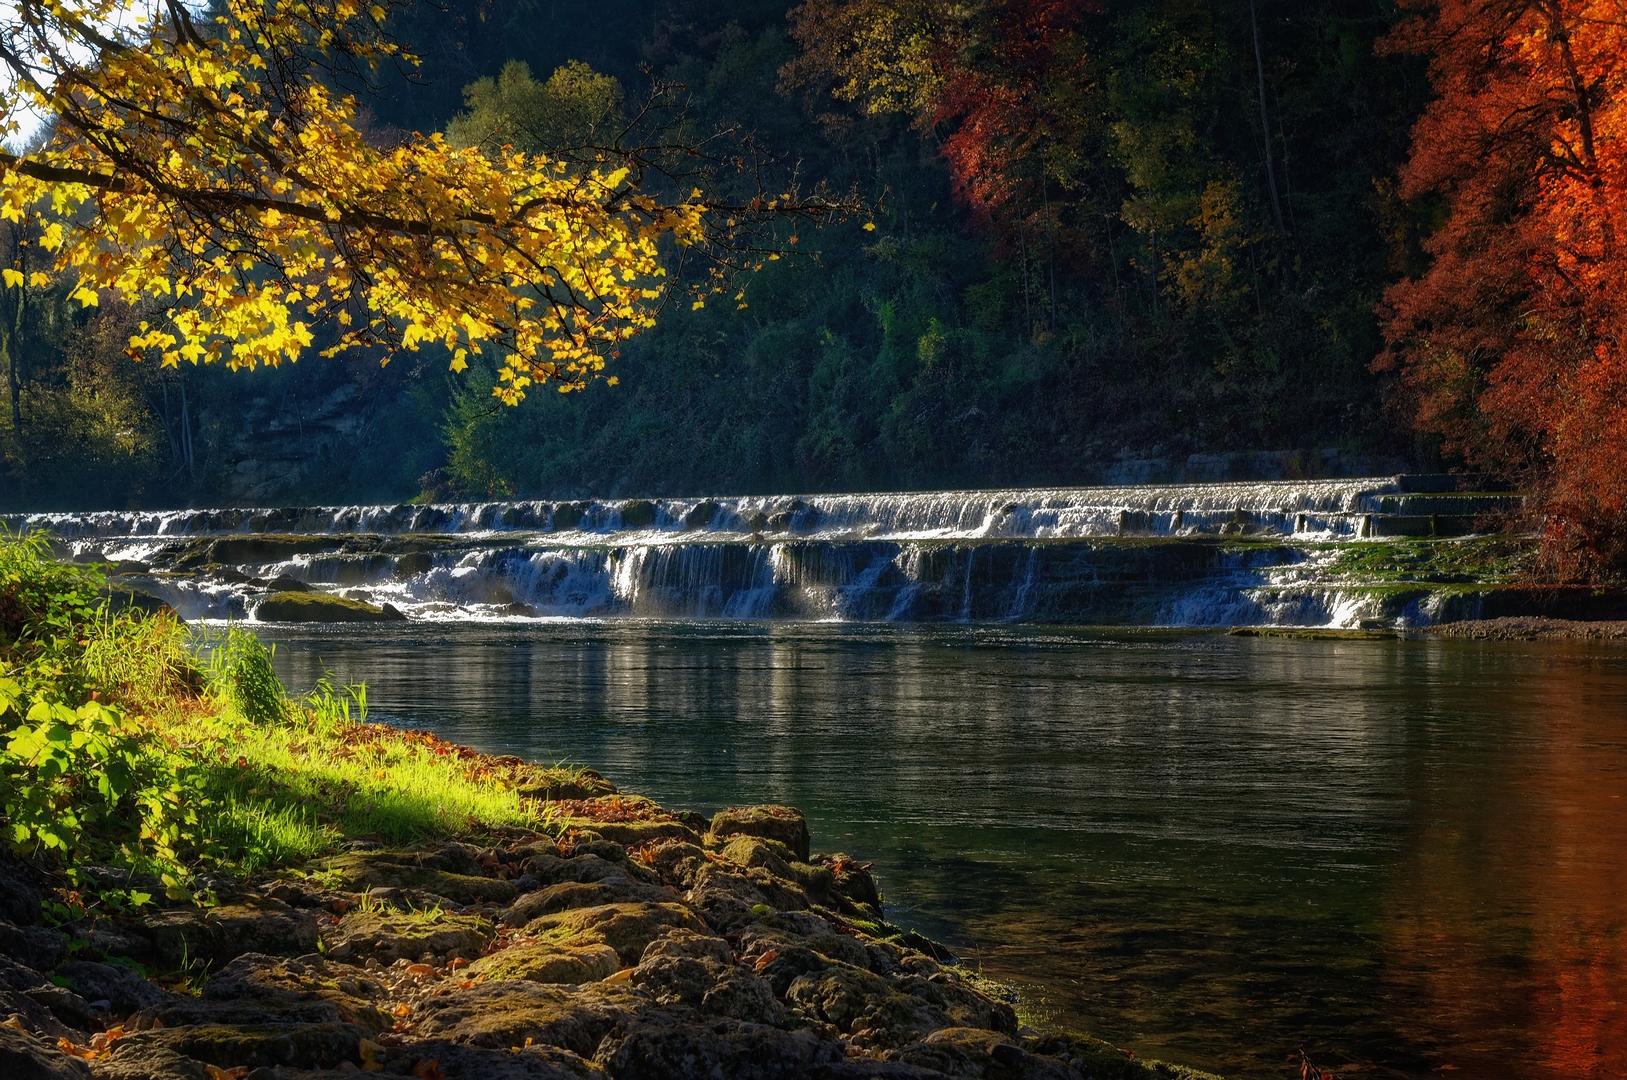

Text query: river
(257, 620), (1627, 1080)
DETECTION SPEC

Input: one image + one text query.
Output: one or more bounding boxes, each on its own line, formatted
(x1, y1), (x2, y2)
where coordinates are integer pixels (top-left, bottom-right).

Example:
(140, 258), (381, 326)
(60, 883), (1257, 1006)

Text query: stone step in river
(17, 476), (1572, 629)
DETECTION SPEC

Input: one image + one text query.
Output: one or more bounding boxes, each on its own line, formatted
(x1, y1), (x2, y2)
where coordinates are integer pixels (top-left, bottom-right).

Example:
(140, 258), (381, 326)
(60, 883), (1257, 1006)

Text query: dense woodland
(3, 0), (1623, 578)
(0, 0), (1426, 504)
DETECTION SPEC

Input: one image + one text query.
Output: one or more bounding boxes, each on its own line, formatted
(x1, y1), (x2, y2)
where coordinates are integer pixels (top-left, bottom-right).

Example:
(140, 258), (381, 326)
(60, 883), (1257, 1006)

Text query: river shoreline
(0, 728), (1223, 1080)
(1424, 616), (1627, 639)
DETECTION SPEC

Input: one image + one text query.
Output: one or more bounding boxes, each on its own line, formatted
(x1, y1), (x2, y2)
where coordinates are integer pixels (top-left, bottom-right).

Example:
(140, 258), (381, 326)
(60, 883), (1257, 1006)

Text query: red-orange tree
(783, 0), (1096, 242)
(1378, 0), (1627, 579)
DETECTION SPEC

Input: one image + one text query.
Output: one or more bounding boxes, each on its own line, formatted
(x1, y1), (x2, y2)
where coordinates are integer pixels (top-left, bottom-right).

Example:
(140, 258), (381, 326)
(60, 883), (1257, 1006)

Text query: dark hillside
(0, 0), (1430, 508)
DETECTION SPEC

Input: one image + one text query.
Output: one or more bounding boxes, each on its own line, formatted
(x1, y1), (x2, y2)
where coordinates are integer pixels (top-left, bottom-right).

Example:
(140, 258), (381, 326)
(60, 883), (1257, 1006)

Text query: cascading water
(26, 476), (1526, 628)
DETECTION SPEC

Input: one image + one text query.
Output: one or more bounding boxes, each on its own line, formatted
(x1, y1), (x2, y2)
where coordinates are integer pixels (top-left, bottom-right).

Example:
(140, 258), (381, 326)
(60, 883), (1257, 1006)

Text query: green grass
(1314, 536), (1538, 585)
(0, 533), (566, 899)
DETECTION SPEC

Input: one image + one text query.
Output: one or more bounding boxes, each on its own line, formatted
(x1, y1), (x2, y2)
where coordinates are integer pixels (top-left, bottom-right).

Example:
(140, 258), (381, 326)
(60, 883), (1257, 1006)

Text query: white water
(28, 477), (1513, 629)
(15, 477), (1404, 545)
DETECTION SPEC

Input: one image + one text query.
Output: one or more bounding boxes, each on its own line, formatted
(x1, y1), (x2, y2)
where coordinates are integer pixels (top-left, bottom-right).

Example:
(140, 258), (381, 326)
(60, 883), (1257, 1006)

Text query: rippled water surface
(260, 622), (1627, 1079)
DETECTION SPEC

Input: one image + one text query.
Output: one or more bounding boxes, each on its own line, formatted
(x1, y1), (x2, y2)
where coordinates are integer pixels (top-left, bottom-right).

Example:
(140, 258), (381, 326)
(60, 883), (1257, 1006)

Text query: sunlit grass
(2, 534), (579, 885)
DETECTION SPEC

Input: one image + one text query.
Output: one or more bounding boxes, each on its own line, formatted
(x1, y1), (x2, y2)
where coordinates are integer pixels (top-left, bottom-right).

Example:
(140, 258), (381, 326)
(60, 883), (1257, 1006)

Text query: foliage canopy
(0, 0), (845, 402)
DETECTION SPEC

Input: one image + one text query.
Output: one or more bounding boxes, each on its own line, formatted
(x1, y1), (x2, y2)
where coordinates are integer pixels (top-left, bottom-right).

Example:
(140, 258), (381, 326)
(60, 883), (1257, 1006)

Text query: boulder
(0, 858), (50, 926)
(0, 922), (67, 972)
(377, 1040), (607, 1080)
(708, 806), (810, 862)
(0, 1022), (91, 1079)
(593, 1019), (843, 1080)
(466, 941), (621, 985)
(615, 501), (658, 530)
(86, 1045), (209, 1080)
(521, 903), (712, 967)
(253, 592), (406, 623)
(886, 1026), (1076, 1080)
(132, 898), (319, 967)
(410, 982), (645, 1058)
(499, 879), (672, 929)
(101, 1023), (368, 1072)
(786, 962), (948, 1048)
(316, 851), (515, 906)
(200, 953), (391, 1033)
(0, 989), (81, 1042)
(52, 962), (170, 1015)
(325, 909), (492, 964)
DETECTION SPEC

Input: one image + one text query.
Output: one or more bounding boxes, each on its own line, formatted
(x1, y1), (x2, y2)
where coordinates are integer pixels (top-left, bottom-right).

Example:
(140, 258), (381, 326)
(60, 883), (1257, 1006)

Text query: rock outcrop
(0, 803), (1223, 1080)
(254, 592), (407, 623)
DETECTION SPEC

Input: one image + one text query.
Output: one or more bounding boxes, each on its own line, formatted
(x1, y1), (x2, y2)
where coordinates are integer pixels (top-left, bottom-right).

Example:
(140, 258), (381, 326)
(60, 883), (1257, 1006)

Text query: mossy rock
(523, 902), (713, 966)
(254, 592), (406, 623)
(549, 502), (588, 532)
(105, 1022), (367, 1071)
(709, 805), (810, 862)
(512, 768), (617, 801)
(719, 836), (794, 879)
(558, 818), (701, 848)
(328, 908), (493, 963)
(98, 586), (175, 618)
(410, 981), (640, 1057)
(682, 500), (720, 531)
(617, 500), (658, 529)
(466, 940), (621, 984)
(208, 536), (343, 565)
(317, 852), (516, 905)
(200, 952), (392, 1034)
(133, 898), (319, 966)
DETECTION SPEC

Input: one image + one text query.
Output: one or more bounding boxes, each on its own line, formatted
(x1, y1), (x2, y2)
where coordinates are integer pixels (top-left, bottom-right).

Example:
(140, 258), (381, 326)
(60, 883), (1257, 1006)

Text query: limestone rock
(327, 909), (492, 964)
(499, 879), (672, 930)
(104, 1022), (368, 1072)
(317, 851), (516, 906)
(254, 592), (406, 623)
(52, 962), (170, 1014)
(786, 962), (948, 1049)
(87, 1045), (209, 1080)
(708, 806), (811, 862)
(0, 1022), (92, 1079)
(467, 940), (622, 985)
(886, 1026), (1076, 1079)
(0, 858), (50, 926)
(410, 982), (648, 1058)
(593, 1019), (842, 1080)
(201, 954), (392, 1033)
(379, 1040), (607, 1079)
(0, 989), (83, 1041)
(521, 903), (713, 968)
(0, 923), (67, 972)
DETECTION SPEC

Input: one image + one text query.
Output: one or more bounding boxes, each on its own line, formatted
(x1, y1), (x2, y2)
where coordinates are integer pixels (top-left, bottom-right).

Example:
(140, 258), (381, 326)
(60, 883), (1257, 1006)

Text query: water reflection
(262, 623), (1627, 1079)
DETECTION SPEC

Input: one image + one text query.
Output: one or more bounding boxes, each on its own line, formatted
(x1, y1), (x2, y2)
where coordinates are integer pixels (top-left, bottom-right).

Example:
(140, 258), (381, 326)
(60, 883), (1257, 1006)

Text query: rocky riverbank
(0, 770), (1220, 1080)
(1425, 616), (1627, 640)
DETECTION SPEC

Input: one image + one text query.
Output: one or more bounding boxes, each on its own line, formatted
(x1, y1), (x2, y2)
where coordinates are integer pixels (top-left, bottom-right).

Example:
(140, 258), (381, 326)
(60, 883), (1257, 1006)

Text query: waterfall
(27, 476), (1523, 629)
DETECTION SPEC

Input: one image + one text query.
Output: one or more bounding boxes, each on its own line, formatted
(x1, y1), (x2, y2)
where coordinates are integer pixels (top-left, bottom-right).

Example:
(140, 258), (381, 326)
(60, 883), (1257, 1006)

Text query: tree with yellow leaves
(0, 0), (851, 404)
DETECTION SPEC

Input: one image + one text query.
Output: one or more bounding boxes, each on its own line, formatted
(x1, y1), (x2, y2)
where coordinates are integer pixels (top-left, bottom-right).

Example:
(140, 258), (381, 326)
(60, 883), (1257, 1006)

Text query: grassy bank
(0, 533), (592, 909)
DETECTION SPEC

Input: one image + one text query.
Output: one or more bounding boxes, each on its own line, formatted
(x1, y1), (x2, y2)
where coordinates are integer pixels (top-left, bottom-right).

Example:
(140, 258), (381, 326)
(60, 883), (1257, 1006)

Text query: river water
(258, 620), (1627, 1080)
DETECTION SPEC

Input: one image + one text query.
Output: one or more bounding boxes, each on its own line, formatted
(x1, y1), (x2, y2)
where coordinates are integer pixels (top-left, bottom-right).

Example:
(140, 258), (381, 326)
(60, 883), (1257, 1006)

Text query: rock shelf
(0, 783), (1221, 1080)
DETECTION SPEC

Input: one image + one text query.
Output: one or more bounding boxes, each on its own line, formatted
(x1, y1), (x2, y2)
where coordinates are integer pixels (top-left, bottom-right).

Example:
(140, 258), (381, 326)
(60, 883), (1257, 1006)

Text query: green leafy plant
(0, 679), (142, 852)
(205, 627), (287, 725)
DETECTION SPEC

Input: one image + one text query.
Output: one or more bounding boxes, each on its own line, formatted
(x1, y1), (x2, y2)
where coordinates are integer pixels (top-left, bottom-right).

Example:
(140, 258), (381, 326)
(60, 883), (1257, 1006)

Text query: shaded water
(260, 622), (1627, 1080)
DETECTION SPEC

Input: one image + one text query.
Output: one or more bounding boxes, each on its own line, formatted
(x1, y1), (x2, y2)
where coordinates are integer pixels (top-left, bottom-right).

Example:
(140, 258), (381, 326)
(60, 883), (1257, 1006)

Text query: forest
(2, 0), (1623, 576)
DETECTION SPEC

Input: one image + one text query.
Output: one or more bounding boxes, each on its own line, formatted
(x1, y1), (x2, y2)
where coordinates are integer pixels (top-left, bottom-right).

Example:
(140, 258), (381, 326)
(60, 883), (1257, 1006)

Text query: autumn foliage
(0, 1), (847, 404)
(1379, 0), (1627, 579)
(784, 0), (1095, 239)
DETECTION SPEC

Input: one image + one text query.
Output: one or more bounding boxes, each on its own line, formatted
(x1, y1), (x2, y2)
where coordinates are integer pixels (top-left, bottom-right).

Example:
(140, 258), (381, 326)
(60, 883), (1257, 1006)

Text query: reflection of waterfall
(22, 476), (1526, 628)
